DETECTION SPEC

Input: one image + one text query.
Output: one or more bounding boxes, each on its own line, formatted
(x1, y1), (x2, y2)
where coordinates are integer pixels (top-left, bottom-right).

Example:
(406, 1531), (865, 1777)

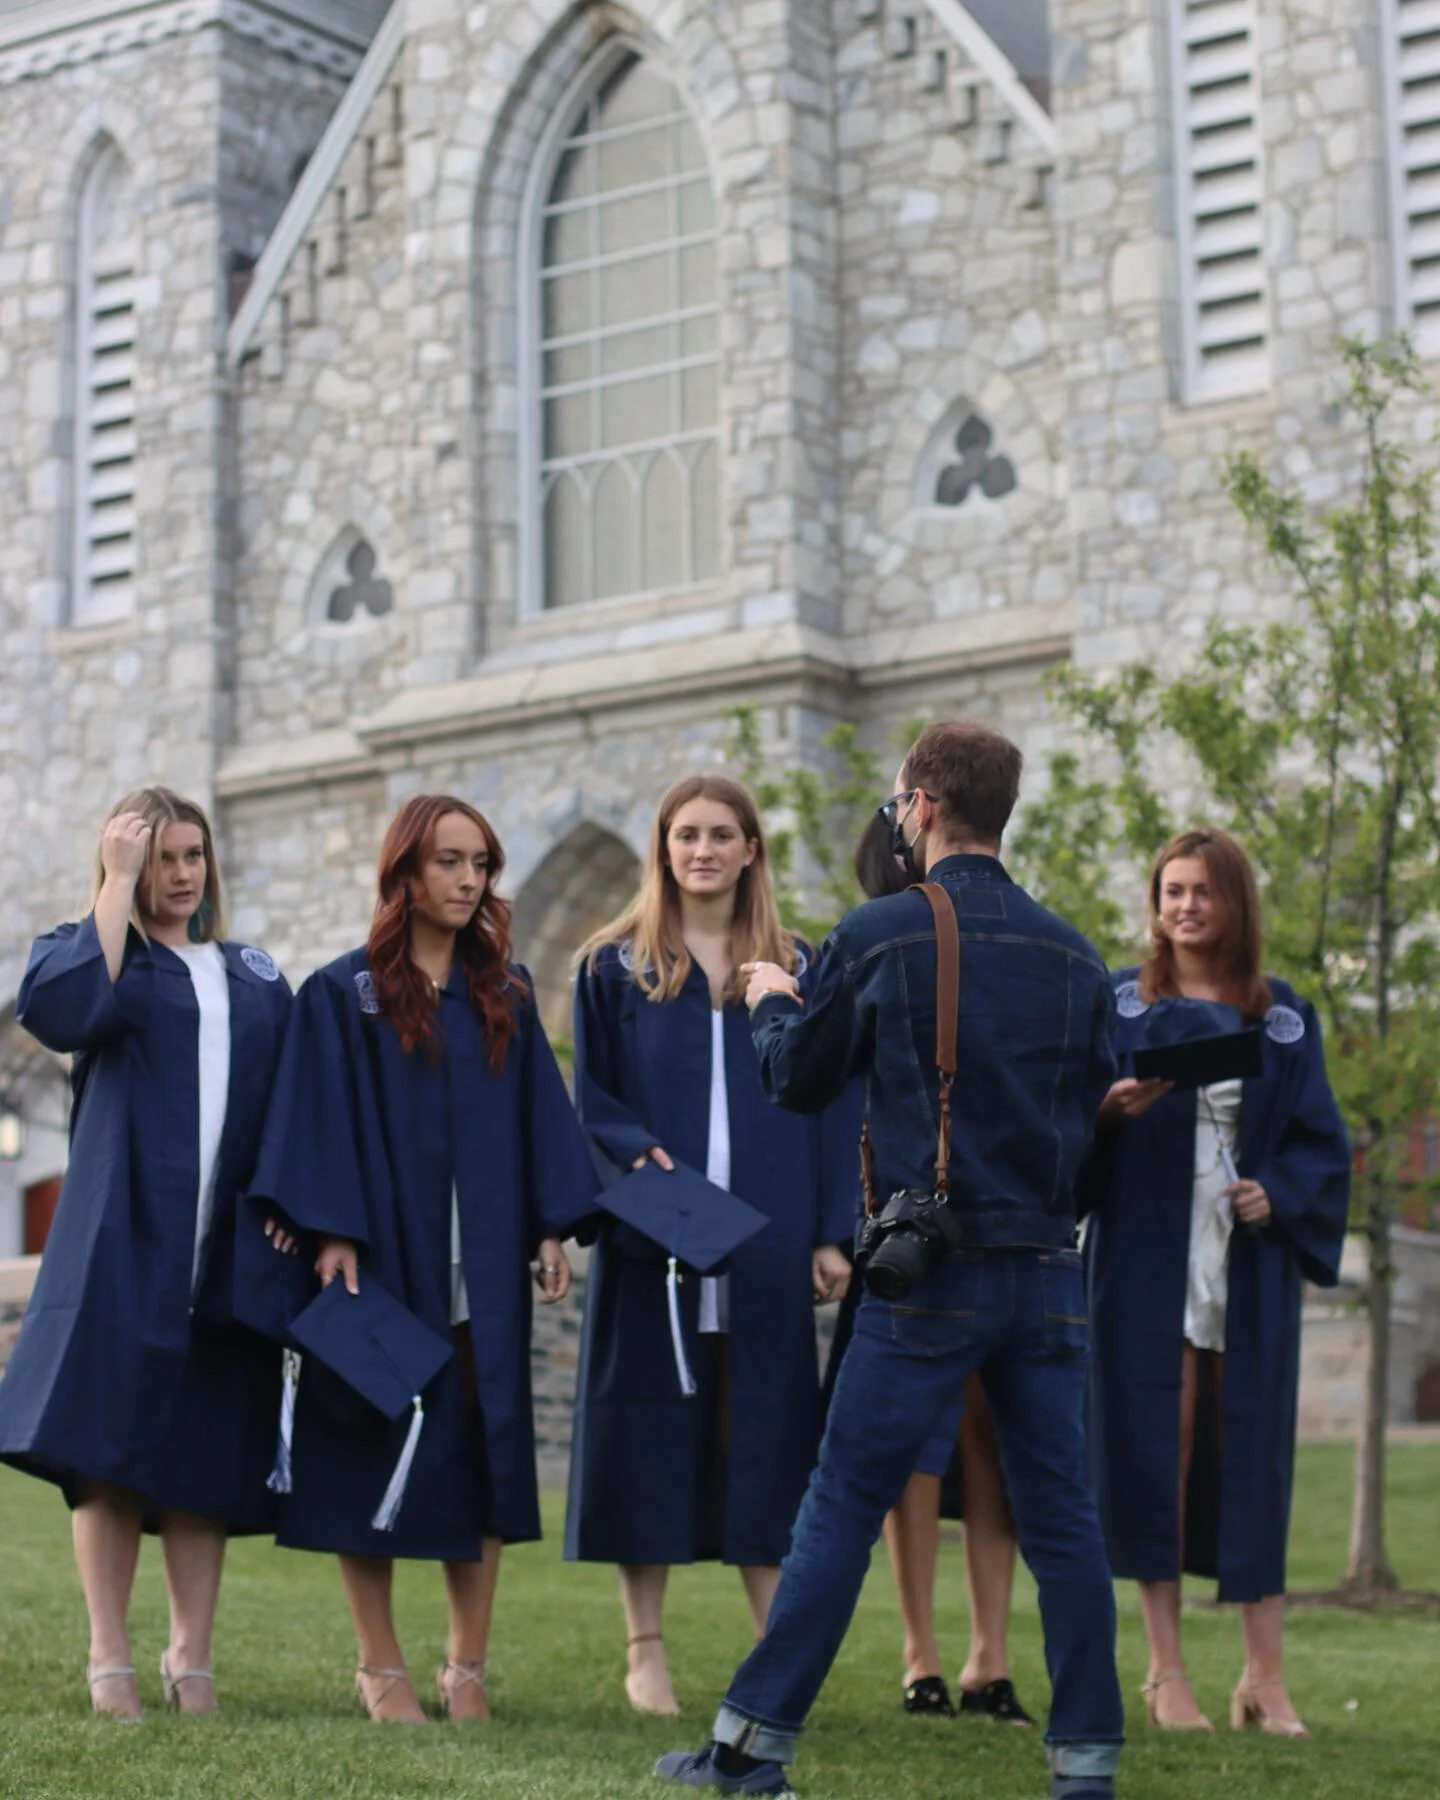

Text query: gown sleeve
(514, 970), (601, 1250)
(245, 969), (375, 1250)
(1249, 1000), (1351, 1289)
(16, 916), (147, 1052)
(571, 954), (661, 1170)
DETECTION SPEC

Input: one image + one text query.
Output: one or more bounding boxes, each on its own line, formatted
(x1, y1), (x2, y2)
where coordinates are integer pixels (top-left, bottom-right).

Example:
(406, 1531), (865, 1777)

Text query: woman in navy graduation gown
(1082, 828), (1349, 1738)
(248, 794), (596, 1724)
(565, 773), (854, 1717)
(0, 787), (292, 1719)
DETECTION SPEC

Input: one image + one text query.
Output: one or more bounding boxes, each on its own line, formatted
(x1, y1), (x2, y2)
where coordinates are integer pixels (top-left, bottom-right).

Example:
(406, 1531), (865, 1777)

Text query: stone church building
(1, 0), (1436, 1415)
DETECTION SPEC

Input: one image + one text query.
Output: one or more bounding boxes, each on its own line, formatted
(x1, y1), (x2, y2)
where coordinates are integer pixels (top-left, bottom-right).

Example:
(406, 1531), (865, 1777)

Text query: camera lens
(864, 1231), (931, 1301)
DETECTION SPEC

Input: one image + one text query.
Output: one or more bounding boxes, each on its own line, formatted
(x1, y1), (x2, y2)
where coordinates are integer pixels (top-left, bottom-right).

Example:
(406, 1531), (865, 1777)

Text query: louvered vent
(1384, 0), (1440, 349)
(73, 146), (137, 626)
(1169, 0), (1270, 403)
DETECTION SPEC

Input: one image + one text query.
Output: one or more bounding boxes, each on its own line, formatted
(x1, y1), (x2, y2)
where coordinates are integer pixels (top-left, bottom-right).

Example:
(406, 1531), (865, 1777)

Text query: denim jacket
(749, 855), (1117, 1251)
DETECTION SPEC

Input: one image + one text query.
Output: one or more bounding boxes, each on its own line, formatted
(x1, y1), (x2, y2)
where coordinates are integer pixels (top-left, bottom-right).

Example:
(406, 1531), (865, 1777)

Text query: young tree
(1019, 337), (1440, 1594)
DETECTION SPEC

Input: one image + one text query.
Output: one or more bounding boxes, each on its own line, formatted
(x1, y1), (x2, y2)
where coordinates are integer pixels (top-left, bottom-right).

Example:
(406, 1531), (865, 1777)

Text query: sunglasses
(876, 789), (934, 830)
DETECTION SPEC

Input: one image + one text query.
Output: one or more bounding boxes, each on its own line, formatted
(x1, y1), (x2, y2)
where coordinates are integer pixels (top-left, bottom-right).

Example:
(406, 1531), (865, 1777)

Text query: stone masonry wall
(0, 24), (346, 1001)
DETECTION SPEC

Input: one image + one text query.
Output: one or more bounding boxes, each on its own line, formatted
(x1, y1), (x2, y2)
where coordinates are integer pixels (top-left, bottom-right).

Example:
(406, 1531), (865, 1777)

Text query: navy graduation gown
(1081, 970), (1350, 1601)
(0, 916), (292, 1531)
(246, 949), (597, 1561)
(565, 946), (856, 1566)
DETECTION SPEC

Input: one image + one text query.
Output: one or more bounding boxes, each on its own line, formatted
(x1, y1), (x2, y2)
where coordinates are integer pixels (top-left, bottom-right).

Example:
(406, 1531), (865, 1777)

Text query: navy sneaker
(654, 1744), (794, 1794)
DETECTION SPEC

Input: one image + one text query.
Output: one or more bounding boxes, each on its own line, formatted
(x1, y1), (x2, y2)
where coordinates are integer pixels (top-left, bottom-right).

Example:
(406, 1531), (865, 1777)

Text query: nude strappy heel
(1230, 1672), (1310, 1738)
(437, 1658), (490, 1721)
(355, 1664), (424, 1723)
(160, 1651), (215, 1711)
(85, 1662), (141, 1721)
(1141, 1669), (1213, 1731)
(625, 1631), (680, 1718)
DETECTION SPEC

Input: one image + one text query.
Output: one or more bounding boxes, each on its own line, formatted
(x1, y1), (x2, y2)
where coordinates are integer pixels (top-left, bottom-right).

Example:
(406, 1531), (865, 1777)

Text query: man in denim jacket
(656, 721), (1123, 1800)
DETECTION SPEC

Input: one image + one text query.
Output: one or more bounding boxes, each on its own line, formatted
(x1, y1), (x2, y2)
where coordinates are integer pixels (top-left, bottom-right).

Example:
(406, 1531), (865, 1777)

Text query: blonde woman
(0, 789), (292, 1718)
(564, 774), (854, 1717)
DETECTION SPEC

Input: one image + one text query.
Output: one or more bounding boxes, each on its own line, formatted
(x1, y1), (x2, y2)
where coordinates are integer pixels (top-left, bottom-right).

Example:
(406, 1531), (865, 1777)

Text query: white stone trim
(226, 0), (405, 367)
(213, 616), (1070, 797)
(1381, 0), (1440, 355)
(920, 0), (1057, 157)
(0, 0), (368, 85)
(1168, 0), (1271, 405)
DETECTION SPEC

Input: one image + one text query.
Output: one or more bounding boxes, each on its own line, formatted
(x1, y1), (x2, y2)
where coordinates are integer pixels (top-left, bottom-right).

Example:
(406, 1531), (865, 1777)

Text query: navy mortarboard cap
(276, 1280), (454, 1531)
(597, 1160), (768, 1399)
(596, 1159), (768, 1272)
(1130, 996), (1263, 1090)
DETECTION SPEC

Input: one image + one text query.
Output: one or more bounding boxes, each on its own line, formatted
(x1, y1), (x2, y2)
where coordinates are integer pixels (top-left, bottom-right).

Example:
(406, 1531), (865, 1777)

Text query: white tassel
(371, 1398), (425, 1531)
(666, 1256), (698, 1398)
(266, 1351), (299, 1495)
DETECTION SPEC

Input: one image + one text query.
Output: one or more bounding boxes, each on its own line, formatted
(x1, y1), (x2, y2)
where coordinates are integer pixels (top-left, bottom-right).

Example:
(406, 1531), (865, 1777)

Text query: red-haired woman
(247, 796), (597, 1722)
(1083, 830), (1349, 1737)
(565, 774), (853, 1717)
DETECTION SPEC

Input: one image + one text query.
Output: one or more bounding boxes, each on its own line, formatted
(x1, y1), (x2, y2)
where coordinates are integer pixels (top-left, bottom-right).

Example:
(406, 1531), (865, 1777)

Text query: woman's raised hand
(534, 1238), (572, 1303)
(631, 1146), (675, 1172)
(316, 1236), (359, 1294)
(1099, 1077), (1173, 1123)
(100, 812), (152, 886)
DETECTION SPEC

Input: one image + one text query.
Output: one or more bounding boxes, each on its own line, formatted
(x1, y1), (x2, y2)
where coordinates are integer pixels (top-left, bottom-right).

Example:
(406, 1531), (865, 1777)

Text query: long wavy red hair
(366, 795), (527, 1068)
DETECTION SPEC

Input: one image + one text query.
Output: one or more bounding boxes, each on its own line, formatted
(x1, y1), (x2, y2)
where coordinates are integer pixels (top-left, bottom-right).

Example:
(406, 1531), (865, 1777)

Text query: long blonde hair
(579, 774), (795, 1003)
(90, 787), (229, 943)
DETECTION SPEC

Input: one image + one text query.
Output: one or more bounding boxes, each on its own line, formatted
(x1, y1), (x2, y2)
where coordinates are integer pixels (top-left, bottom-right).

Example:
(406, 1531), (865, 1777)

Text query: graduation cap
(1130, 995), (1263, 1091)
(273, 1280), (455, 1532)
(596, 1159), (769, 1399)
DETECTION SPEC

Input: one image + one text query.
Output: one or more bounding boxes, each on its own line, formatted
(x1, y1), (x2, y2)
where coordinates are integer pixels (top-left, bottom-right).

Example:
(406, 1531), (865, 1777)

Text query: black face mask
(889, 814), (920, 881)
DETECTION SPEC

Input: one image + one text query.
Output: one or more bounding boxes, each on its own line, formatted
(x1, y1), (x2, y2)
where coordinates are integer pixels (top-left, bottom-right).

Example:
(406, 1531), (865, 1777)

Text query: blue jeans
(714, 1248), (1124, 1786)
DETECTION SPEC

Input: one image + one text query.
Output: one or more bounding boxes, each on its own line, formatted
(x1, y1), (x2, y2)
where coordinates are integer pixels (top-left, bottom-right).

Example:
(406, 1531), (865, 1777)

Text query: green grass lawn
(0, 1445), (1436, 1799)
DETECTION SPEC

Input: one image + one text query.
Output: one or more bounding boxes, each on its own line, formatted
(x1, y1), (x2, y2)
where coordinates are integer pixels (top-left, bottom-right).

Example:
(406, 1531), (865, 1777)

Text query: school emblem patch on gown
(354, 970), (380, 1015)
(240, 947), (280, 981)
(1115, 980), (1149, 1019)
(1265, 1004), (1305, 1044)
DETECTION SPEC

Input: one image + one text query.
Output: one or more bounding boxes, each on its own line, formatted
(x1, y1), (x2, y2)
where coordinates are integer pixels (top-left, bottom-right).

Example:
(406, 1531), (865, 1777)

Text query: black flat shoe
(902, 1675), (955, 1717)
(958, 1678), (1034, 1725)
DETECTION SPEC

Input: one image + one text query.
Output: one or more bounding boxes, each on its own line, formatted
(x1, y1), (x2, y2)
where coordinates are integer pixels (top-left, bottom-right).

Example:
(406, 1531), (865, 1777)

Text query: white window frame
(516, 36), (722, 616)
(1168, 0), (1271, 405)
(1381, 0), (1440, 354)
(71, 142), (138, 626)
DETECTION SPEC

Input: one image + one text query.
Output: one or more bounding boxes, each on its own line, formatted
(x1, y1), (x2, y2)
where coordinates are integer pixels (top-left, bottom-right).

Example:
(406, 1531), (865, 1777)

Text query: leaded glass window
(536, 52), (720, 607)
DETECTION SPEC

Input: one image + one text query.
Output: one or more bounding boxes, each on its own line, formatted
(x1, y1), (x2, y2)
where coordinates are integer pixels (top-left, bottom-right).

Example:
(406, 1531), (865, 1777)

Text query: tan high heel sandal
(437, 1658), (490, 1721)
(355, 1664), (425, 1723)
(161, 1652), (216, 1712)
(85, 1663), (142, 1722)
(1141, 1669), (1214, 1732)
(1230, 1673), (1310, 1738)
(625, 1632), (680, 1718)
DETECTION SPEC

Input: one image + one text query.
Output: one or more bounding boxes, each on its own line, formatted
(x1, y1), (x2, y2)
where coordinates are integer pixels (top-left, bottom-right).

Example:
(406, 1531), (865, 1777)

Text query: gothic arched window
(72, 142), (138, 625)
(526, 48), (720, 610)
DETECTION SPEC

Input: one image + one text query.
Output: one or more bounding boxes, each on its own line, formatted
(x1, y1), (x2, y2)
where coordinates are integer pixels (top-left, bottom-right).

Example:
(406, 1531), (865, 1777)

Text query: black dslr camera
(856, 1187), (967, 1302)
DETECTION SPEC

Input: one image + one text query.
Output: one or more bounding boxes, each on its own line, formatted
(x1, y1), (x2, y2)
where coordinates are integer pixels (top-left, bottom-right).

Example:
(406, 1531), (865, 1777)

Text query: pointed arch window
(525, 48), (721, 610)
(72, 143), (138, 625)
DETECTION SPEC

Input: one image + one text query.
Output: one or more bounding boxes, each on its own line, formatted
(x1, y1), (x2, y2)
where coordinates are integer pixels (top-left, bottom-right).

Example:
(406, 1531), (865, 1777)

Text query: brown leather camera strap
(858, 881), (960, 1213)
(918, 882), (959, 1195)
